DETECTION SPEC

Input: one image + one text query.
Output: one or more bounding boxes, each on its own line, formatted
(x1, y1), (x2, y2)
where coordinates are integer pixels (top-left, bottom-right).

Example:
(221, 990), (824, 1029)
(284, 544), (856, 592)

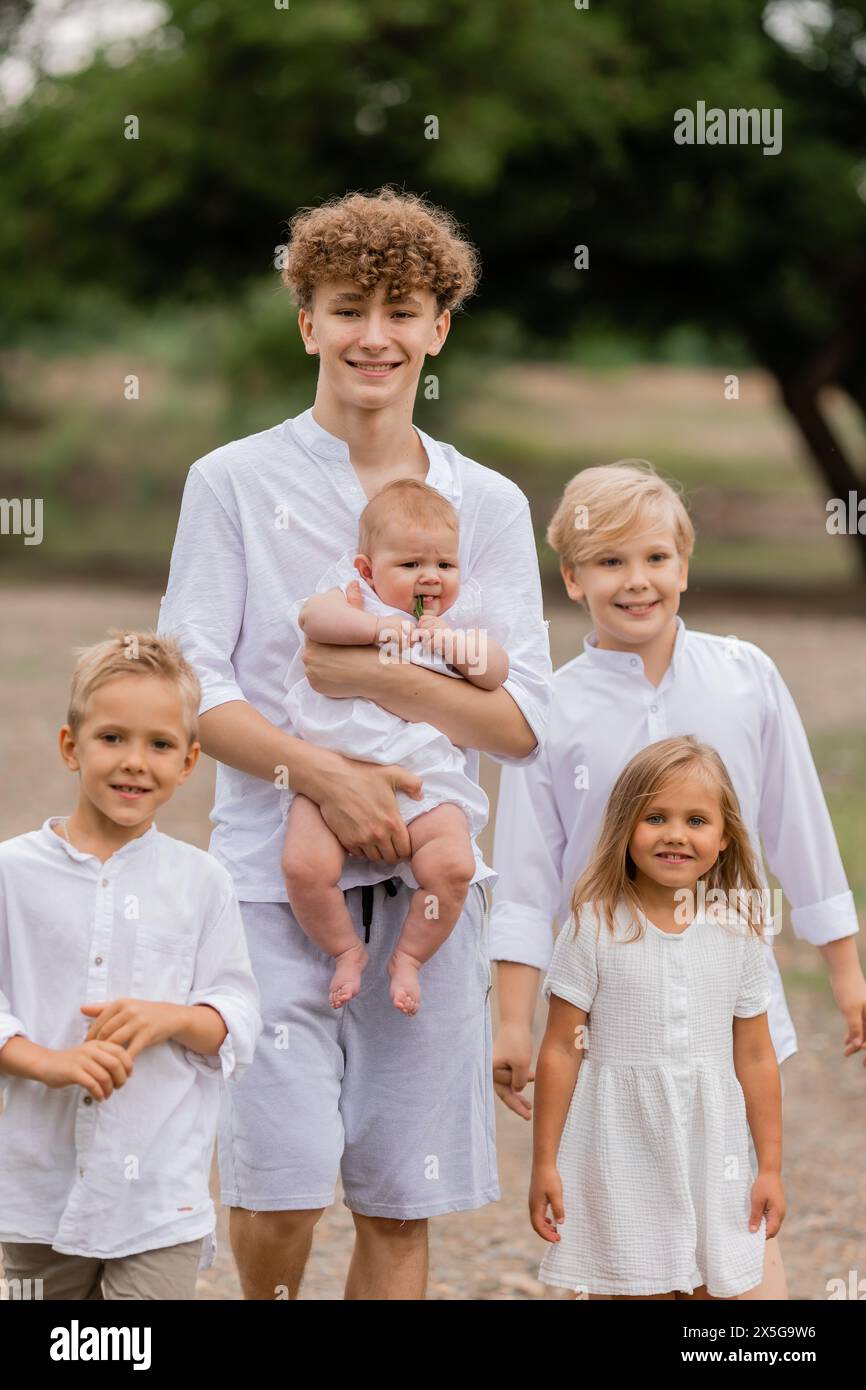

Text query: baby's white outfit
(538, 900), (771, 1299)
(281, 552), (489, 891)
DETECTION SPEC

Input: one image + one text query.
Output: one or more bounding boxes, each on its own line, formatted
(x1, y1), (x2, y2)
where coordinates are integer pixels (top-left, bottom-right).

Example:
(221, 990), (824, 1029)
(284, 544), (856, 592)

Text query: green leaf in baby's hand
(414, 596), (425, 620)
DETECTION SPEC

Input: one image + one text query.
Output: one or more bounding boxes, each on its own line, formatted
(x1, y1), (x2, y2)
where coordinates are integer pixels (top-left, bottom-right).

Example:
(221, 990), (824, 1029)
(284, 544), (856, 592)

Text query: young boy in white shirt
(490, 459), (866, 1300)
(0, 631), (261, 1300)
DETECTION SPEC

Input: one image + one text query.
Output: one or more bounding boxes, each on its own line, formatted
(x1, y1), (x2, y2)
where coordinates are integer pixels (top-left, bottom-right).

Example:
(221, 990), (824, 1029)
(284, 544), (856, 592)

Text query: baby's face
(356, 520), (460, 618)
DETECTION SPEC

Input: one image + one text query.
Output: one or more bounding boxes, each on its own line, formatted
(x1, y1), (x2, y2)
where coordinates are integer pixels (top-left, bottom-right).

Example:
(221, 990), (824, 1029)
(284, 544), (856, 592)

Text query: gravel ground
(1, 585), (864, 1300)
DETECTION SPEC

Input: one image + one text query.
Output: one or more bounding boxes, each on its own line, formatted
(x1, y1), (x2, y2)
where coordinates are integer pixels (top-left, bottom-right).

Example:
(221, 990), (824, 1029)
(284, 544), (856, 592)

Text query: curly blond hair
(281, 187), (480, 314)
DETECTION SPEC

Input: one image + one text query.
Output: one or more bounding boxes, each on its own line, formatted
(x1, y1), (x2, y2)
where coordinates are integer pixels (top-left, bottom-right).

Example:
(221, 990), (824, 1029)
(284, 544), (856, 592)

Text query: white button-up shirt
(158, 408), (552, 900)
(490, 618), (859, 1065)
(0, 820), (262, 1264)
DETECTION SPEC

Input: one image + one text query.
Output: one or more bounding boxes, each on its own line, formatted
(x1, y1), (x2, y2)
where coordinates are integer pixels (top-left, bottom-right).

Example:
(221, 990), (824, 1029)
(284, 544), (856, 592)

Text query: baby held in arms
(280, 479), (508, 1016)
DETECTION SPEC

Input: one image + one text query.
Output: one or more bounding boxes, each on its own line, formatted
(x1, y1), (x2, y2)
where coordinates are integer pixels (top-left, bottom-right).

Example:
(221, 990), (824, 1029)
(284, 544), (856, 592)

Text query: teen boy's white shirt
(490, 618), (859, 1065)
(157, 408), (552, 900)
(0, 820), (262, 1264)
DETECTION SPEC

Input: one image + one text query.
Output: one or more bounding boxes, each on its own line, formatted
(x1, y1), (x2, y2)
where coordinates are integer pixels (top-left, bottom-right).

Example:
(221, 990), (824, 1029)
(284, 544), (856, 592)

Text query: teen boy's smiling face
(298, 279), (449, 411)
(562, 528), (688, 653)
(354, 521), (460, 617)
(59, 674), (199, 835)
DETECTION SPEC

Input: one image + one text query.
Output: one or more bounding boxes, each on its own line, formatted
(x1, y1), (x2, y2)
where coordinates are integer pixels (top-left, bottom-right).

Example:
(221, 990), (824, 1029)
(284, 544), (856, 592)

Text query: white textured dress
(538, 900), (771, 1298)
(280, 552), (489, 890)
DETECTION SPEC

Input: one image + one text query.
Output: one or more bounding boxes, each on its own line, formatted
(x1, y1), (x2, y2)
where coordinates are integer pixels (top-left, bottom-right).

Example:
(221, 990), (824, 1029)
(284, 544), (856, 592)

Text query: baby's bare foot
(388, 948), (422, 1016)
(329, 941), (368, 1009)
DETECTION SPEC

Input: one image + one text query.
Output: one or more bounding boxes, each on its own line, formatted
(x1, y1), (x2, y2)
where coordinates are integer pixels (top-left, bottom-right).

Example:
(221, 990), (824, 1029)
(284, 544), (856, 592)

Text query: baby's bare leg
(281, 794), (367, 1009)
(388, 803), (476, 1017)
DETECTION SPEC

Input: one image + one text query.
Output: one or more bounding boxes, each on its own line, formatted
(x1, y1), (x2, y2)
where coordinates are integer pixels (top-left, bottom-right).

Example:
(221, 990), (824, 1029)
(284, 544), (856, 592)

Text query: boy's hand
(81, 999), (186, 1062)
(39, 1040), (134, 1102)
(749, 1171), (786, 1238)
(493, 1024), (535, 1119)
(529, 1164), (565, 1243)
(829, 973), (866, 1066)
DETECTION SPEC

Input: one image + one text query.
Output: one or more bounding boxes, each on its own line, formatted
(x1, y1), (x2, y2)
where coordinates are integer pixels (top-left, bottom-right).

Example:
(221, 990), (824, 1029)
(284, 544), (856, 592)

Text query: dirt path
(1, 585), (863, 1299)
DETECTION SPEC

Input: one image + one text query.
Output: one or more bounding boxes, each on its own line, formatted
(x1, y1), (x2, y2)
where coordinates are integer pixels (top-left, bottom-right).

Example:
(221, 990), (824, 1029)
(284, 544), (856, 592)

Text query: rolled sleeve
(490, 749), (565, 969)
(0, 999), (27, 1104)
(183, 880), (262, 1082)
(790, 890), (860, 948)
(157, 464), (249, 717)
(468, 502), (552, 768)
(756, 649), (858, 946)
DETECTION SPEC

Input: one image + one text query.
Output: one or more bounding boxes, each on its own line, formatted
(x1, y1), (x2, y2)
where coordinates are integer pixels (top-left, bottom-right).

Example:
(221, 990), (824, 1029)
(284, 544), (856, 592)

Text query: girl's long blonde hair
(571, 736), (767, 942)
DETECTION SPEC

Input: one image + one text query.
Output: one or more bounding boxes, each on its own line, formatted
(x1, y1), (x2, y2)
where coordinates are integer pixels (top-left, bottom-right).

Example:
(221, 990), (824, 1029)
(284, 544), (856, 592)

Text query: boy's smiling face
(561, 527), (688, 652)
(59, 674), (199, 836)
(298, 279), (449, 413)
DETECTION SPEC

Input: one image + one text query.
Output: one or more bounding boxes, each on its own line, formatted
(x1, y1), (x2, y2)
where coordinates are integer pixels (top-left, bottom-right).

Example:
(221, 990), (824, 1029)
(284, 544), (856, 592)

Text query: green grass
(812, 729), (866, 918)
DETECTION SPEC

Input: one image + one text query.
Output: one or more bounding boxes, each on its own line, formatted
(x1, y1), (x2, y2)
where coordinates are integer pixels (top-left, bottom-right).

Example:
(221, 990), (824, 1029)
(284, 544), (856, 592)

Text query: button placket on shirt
(664, 933), (691, 1126)
(72, 865), (117, 1181)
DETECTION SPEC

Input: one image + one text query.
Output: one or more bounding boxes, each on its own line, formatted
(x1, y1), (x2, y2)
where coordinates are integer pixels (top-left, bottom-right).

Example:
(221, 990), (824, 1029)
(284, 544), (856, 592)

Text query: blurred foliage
(1, 0), (866, 386)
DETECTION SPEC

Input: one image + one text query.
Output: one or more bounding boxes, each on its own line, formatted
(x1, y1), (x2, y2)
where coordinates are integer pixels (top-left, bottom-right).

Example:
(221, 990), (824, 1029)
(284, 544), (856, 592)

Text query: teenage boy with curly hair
(159, 188), (552, 1300)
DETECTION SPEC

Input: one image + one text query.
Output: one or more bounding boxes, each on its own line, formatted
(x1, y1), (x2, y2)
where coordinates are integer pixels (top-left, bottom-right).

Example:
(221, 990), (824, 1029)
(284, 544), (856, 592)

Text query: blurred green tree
(2, 0), (865, 564)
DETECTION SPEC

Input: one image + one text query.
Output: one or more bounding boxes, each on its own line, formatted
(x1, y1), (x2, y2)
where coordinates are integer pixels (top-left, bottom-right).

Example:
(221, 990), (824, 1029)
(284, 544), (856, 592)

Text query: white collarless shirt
(0, 820), (262, 1264)
(490, 618), (859, 1066)
(158, 408), (552, 900)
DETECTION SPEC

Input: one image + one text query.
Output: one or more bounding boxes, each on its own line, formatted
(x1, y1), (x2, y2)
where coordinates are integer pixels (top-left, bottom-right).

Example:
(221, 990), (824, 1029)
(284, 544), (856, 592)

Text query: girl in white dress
(280, 478), (508, 1016)
(530, 734), (785, 1299)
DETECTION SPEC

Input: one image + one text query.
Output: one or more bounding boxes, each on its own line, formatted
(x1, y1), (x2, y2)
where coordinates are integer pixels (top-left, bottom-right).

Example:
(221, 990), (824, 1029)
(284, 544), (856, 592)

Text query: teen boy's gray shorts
(217, 879), (500, 1220)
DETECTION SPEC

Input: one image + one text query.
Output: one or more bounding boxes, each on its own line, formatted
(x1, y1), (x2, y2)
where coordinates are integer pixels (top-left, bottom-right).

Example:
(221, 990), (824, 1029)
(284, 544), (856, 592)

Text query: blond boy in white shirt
(490, 460), (866, 1301)
(0, 631), (261, 1300)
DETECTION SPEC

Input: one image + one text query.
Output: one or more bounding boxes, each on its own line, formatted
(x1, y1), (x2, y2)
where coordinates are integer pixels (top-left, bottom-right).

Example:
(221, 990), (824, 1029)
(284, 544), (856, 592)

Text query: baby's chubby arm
(300, 583), (413, 649)
(411, 616), (509, 692)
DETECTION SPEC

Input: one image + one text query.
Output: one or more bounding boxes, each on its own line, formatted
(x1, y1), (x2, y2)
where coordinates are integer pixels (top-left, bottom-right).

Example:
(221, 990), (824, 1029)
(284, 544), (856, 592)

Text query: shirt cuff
(0, 1020), (27, 1101)
(790, 891), (860, 946)
(198, 683), (249, 718)
(489, 904), (556, 970)
(182, 999), (241, 1081)
(489, 679), (548, 768)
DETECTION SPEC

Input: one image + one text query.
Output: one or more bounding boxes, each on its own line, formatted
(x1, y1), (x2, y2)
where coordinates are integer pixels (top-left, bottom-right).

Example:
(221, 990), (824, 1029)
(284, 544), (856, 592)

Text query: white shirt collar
(582, 615), (687, 677)
(43, 817), (158, 866)
(292, 407), (461, 506)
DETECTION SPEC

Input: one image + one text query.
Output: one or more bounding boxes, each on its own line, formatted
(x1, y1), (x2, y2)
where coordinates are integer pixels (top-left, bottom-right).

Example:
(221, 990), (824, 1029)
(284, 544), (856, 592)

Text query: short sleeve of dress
(542, 909), (599, 1013)
(733, 930), (771, 1018)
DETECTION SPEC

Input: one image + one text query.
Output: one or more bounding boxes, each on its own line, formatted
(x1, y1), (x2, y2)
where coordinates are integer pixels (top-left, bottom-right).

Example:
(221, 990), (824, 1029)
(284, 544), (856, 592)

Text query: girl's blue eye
(646, 814), (663, 823)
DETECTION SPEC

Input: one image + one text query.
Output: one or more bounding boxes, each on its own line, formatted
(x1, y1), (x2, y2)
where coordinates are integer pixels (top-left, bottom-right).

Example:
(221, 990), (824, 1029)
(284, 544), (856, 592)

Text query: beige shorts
(0, 1236), (203, 1300)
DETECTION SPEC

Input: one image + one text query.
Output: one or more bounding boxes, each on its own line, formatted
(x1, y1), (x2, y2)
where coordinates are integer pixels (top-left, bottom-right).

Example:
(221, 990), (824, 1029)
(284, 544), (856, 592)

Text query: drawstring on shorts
(351, 877), (400, 944)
